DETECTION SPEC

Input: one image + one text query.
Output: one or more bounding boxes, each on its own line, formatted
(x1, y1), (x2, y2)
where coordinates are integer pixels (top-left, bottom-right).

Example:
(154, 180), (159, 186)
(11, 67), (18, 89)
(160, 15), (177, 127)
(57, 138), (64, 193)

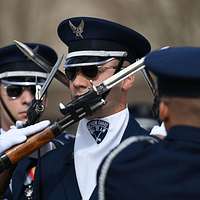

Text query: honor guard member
(34, 16), (151, 200)
(0, 43), (57, 200)
(98, 47), (200, 200)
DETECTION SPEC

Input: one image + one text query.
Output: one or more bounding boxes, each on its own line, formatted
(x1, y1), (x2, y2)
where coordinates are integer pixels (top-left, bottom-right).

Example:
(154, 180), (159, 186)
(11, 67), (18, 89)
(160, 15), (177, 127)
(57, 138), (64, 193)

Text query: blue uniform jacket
(3, 133), (70, 200)
(33, 113), (149, 200)
(101, 125), (200, 200)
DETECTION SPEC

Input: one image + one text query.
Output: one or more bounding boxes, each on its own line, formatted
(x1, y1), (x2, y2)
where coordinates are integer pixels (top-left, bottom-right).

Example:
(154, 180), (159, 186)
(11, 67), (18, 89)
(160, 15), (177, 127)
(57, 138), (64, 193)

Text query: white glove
(150, 122), (167, 138)
(0, 120), (50, 154)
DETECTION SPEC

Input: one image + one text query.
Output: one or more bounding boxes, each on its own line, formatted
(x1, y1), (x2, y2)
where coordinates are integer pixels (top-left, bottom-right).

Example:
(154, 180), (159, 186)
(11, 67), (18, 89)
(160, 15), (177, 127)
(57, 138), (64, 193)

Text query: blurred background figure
(129, 103), (159, 131)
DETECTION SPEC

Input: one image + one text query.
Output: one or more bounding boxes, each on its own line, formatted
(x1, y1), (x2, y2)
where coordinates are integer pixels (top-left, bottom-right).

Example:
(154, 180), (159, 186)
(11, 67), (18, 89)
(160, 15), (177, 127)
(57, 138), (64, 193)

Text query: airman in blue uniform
(33, 16), (151, 200)
(0, 43), (59, 200)
(98, 47), (200, 200)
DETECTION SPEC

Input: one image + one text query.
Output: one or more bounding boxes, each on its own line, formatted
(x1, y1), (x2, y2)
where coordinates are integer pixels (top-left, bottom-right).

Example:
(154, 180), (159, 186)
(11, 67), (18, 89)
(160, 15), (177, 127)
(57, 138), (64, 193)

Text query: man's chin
(17, 114), (28, 122)
(86, 109), (107, 119)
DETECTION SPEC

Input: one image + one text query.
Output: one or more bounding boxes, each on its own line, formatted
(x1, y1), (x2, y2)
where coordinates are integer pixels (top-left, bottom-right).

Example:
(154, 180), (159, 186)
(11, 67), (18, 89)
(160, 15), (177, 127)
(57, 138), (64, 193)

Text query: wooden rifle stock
(0, 122), (61, 173)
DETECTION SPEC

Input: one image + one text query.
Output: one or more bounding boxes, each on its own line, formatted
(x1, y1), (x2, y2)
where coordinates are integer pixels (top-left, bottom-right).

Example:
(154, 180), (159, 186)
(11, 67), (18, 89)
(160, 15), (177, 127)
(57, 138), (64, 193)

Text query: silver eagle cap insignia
(69, 19), (84, 39)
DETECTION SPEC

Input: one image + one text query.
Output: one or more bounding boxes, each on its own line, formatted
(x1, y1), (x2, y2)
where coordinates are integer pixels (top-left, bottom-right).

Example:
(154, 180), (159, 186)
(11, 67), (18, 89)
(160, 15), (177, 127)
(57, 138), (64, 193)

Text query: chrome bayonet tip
(13, 40), (34, 57)
(59, 102), (66, 110)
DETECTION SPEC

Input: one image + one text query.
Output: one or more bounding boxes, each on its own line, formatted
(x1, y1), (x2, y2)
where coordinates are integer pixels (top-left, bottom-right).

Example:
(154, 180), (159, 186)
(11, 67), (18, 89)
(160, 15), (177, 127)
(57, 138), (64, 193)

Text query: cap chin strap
(0, 96), (16, 125)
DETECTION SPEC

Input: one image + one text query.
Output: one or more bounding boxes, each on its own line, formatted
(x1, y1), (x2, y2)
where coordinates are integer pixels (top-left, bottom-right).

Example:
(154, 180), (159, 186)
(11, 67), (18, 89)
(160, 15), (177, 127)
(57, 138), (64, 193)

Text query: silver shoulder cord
(98, 136), (158, 200)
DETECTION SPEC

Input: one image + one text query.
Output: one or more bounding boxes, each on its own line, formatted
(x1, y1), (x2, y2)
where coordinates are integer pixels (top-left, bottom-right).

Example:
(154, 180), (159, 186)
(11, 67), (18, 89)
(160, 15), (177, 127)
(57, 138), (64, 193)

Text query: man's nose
(72, 71), (91, 89)
(20, 89), (34, 104)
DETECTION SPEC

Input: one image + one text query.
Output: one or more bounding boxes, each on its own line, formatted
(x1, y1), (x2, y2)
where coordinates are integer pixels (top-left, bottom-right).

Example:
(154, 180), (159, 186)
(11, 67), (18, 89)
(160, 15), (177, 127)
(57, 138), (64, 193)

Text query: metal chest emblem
(87, 120), (109, 144)
(69, 20), (84, 39)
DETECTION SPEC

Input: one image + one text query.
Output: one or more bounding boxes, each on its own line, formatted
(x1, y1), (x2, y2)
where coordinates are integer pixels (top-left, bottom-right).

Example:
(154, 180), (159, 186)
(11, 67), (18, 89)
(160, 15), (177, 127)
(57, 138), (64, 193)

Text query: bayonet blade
(141, 68), (157, 97)
(14, 40), (69, 87)
(39, 55), (64, 99)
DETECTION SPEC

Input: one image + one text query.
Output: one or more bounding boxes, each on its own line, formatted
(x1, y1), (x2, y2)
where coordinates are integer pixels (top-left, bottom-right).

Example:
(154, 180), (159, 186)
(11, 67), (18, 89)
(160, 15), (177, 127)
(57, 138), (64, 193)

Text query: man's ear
(43, 95), (48, 108)
(0, 83), (2, 97)
(121, 75), (135, 91)
(159, 101), (169, 121)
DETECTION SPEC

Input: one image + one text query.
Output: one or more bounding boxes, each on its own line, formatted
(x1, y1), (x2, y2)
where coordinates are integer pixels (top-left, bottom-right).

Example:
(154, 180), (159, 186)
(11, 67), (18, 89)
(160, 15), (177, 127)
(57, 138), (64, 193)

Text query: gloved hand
(150, 122), (167, 139)
(0, 120), (50, 154)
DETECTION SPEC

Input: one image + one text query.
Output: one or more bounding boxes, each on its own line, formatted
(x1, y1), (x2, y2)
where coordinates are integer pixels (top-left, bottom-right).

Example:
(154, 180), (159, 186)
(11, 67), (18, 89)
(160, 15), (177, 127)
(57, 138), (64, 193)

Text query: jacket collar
(166, 125), (200, 144)
(121, 112), (149, 141)
(58, 112), (149, 200)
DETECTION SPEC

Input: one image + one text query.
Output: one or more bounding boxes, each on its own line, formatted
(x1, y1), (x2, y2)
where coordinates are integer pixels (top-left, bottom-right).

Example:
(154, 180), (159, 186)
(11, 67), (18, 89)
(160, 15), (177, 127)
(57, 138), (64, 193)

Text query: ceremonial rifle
(0, 57), (146, 173)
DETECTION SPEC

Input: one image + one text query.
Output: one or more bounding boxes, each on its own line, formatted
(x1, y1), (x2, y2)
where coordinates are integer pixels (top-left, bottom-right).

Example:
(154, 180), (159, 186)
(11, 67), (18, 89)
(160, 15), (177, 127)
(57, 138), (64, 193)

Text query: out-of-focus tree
(0, 0), (199, 120)
(1, 0), (200, 48)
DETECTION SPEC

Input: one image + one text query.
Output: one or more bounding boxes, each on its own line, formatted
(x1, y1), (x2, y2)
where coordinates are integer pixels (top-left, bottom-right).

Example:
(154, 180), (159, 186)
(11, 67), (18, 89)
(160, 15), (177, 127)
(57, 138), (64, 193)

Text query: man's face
(0, 82), (35, 122)
(68, 59), (132, 118)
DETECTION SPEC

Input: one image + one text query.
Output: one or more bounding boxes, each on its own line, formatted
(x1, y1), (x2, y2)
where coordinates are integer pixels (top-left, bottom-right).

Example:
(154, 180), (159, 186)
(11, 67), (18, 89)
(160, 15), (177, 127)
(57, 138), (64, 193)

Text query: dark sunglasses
(65, 65), (101, 81)
(4, 85), (36, 99)
(64, 57), (119, 81)
(65, 64), (120, 81)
